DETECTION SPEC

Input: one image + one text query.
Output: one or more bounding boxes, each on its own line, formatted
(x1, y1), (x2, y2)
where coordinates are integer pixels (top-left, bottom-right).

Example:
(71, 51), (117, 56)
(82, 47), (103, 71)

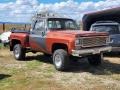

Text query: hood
(49, 30), (108, 37)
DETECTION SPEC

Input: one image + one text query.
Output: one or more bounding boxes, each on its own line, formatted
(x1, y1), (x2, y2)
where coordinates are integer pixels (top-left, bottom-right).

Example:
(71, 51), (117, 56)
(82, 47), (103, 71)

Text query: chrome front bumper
(72, 46), (112, 57)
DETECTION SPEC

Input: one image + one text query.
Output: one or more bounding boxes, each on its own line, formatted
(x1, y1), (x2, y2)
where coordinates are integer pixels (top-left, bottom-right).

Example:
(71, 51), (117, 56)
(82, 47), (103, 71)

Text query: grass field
(0, 48), (120, 90)
(0, 43), (3, 49)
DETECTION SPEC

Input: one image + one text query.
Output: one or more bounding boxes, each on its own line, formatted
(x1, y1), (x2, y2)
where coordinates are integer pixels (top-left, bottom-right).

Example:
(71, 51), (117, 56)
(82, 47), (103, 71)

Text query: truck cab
(90, 21), (120, 52)
(29, 15), (78, 52)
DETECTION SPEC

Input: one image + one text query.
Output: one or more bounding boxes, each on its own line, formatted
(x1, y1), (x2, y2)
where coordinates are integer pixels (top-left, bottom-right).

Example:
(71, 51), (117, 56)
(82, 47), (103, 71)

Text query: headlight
(75, 39), (81, 45)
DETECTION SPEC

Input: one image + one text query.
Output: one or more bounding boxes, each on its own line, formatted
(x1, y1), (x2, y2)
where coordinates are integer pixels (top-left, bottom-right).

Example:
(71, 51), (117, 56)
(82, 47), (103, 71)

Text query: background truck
(82, 7), (120, 53)
(10, 12), (111, 71)
(90, 21), (120, 52)
(82, 7), (120, 31)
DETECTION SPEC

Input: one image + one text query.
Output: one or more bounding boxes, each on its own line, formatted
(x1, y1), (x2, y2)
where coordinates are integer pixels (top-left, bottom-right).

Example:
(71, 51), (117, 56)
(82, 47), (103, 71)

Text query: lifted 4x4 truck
(10, 12), (111, 71)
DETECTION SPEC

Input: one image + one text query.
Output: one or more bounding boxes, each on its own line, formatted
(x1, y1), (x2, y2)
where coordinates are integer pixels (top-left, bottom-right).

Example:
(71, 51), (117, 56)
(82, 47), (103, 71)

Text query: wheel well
(10, 39), (21, 51)
(52, 43), (68, 53)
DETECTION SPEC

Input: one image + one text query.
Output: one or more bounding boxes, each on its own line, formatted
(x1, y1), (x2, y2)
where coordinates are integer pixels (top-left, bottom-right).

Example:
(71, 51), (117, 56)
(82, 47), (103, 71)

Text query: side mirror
(42, 31), (46, 36)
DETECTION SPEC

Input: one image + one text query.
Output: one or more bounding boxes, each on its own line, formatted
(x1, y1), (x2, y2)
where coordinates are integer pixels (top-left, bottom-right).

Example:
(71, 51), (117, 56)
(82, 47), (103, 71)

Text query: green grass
(0, 43), (3, 49)
(26, 60), (43, 70)
(0, 43), (10, 49)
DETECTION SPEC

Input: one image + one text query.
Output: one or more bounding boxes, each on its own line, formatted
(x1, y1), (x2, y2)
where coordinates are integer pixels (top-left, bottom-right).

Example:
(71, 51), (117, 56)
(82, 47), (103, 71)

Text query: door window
(34, 20), (45, 31)
(33, 20), (46, 36)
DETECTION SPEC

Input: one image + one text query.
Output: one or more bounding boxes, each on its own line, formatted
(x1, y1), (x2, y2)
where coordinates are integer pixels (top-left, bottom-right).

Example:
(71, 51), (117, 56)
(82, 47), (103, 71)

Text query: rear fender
(10, 39), (22, 51)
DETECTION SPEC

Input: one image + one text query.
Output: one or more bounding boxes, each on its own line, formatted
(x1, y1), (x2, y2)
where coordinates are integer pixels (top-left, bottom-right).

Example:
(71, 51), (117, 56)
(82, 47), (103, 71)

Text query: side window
(33, 20), (46, 36)
(34, 20), (45, 31)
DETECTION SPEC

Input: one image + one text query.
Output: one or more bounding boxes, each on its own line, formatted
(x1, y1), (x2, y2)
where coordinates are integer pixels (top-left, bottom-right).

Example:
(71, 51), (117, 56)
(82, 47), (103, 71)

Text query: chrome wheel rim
(54, 54), (62, 68)
(14, 47), (20, 58)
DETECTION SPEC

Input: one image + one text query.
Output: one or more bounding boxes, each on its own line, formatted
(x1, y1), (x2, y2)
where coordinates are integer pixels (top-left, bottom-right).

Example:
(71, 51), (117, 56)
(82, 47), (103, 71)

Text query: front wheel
(13, 44), (26, 60)
(88, 54), (103, 66)
(53, 49), (70, 71)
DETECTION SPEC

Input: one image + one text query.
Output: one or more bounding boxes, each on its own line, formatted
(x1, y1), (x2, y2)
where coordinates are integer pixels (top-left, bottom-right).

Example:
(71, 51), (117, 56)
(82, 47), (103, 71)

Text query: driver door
(29, 19), (47, 52)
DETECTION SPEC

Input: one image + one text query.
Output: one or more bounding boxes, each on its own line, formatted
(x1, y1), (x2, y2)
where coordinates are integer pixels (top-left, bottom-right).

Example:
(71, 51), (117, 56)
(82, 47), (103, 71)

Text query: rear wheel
(13, 44), (26, 60)
(53, 49), (70, 71)
(88, 54), (103, 66)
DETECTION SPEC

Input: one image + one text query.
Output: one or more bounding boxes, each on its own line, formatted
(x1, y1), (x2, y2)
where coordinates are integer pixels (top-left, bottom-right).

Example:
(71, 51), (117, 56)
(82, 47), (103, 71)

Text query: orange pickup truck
(10, 13), (111, 71)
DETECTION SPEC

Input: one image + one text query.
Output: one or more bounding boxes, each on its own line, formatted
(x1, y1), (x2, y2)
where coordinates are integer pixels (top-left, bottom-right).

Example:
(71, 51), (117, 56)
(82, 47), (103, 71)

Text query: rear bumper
(72, 46), (111, 57)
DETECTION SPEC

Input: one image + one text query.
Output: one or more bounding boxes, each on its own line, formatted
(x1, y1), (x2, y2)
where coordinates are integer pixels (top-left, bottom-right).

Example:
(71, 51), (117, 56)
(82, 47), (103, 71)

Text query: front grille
(82, 36), (107, 48)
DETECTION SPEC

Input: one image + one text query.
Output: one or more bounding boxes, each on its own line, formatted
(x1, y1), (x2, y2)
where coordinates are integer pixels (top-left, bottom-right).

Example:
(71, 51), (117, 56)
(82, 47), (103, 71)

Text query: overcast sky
(0, 0), (119, 23)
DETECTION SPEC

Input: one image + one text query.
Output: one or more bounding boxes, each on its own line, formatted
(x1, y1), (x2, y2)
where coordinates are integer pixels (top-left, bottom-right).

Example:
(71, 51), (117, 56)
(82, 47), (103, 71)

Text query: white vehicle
(0, 31), (11, 45)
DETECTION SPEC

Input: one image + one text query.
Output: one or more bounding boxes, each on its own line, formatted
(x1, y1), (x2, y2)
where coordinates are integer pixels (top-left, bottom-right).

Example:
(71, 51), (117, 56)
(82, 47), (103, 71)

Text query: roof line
(85, 6), (120, 15)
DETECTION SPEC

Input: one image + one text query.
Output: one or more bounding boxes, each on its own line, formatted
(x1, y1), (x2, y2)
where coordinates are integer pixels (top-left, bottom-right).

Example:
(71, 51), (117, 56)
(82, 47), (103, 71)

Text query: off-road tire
(13, 44), (26, 60)
(53, 49), (70, 71)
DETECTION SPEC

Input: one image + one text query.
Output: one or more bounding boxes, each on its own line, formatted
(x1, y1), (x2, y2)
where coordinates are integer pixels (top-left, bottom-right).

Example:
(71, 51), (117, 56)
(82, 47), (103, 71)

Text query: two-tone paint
(10, 30), (108, 55)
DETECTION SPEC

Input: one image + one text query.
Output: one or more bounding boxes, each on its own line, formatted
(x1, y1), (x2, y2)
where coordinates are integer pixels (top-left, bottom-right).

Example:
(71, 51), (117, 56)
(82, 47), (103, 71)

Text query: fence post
(24, 24), (26, 30)
(3, 23), (5, 32)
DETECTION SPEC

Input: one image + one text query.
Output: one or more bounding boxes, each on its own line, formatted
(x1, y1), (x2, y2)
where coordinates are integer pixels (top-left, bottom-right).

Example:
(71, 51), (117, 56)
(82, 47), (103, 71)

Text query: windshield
(91, 25), (119, 34)
(47, 18), (78, 30)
